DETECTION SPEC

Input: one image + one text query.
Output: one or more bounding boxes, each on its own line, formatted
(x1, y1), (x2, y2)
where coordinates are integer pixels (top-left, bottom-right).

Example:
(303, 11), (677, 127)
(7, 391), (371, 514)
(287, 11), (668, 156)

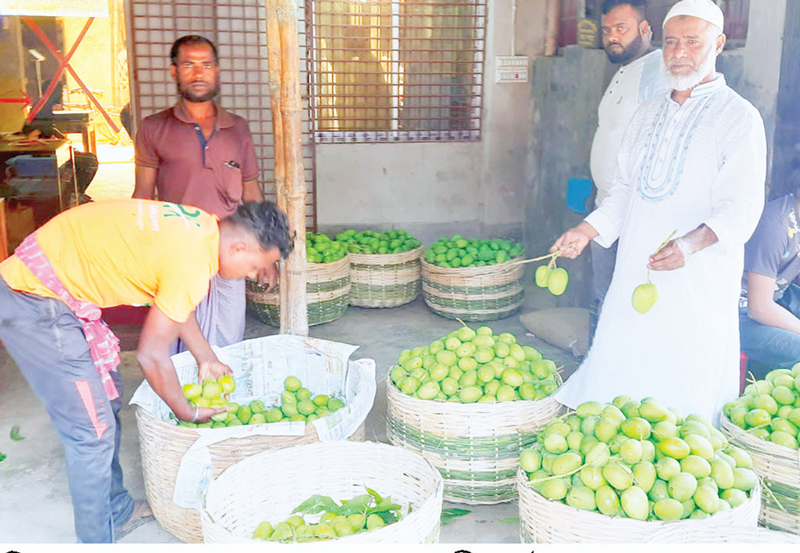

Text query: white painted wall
(316, 142), (483, 225)
(316, 0), (548, 232)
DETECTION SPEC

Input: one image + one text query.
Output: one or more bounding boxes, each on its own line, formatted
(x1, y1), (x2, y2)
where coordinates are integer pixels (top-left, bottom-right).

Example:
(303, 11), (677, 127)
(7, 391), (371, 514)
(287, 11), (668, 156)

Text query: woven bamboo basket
(517, 467), (762, 543)
(136, 407), (366, 543)
(200, 441), (444, 543)
(421, 257), (525, 322)
(246, 254), (350, 326)
(643, 524), (800, 543)
(349, 247), (422, 308)
(386, 378), (563, 505)
(720, 413), (800, 534)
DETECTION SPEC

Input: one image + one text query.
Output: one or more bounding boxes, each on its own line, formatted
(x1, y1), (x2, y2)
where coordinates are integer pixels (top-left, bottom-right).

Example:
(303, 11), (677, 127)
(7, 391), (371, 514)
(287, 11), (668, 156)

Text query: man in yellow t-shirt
(0, 199), (291, 543)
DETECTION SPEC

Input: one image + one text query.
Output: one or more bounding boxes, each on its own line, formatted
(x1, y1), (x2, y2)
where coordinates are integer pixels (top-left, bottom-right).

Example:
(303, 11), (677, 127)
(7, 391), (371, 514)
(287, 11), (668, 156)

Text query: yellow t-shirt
(0, 199), (220, 323)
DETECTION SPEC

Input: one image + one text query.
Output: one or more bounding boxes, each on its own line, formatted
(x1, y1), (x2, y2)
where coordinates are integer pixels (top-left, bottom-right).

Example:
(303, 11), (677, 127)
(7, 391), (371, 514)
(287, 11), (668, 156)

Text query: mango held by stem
(547, 267), (569, 296)
(632, 282), (659, 314)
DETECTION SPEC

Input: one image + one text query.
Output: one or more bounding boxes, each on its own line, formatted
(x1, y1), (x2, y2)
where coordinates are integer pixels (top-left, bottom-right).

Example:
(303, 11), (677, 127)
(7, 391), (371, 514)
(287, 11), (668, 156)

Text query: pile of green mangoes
(334, 228), (421, 255)
(520, 397), (759, 521)
(178, 376), (344, 428)
(253, 489), (402, 542)
(724, 363), (800, 449)
(423, 235), (524, 268)
(390, 325), (559, 403)
(306, 232), (348, 263)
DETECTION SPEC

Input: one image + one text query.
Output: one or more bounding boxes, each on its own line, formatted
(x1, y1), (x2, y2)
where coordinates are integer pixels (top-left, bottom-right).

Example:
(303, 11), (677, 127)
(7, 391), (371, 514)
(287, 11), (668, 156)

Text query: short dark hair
(225, 201), (293, 258)
(170, 35), (219, 65)
(602, 0), (647, 18)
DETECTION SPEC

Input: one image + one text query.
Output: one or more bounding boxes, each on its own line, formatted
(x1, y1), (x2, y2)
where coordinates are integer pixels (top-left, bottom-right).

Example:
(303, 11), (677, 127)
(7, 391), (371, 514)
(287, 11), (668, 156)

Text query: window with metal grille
(559, 0), (750, 48)
(306, 0), (486, 144)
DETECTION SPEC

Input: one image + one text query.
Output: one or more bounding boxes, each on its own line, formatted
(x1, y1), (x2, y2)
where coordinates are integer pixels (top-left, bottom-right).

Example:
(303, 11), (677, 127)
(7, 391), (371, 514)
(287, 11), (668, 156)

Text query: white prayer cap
(663, 0), (724, 31)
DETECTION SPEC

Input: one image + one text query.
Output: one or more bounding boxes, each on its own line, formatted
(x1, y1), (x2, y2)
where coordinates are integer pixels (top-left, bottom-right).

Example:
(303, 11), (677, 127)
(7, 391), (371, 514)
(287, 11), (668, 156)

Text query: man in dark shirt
(739, 187), (800, 376)
(133, 35), (268, 354)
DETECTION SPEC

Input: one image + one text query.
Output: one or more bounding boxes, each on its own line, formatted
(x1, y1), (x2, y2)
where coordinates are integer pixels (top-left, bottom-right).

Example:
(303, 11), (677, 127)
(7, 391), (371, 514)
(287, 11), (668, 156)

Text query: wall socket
(495, 56), (530, 84)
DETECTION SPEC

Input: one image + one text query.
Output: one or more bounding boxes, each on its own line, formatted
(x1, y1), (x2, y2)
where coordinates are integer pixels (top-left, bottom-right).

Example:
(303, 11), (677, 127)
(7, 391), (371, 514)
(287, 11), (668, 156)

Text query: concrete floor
(0, 289), (580, 544)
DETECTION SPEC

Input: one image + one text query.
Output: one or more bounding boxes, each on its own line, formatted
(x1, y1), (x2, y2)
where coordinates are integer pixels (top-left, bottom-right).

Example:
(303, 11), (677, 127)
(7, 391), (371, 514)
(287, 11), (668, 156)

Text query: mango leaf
(441, 508), (471, 525)
(367, 497), (402, 517)
(375, 511), (399, 524)
(338, 494), (373, 515)
(292, 495), (341, 515)
(365, 486), (384, 505)
(0, 453), (5, 462)
(10, 426), (24, 441)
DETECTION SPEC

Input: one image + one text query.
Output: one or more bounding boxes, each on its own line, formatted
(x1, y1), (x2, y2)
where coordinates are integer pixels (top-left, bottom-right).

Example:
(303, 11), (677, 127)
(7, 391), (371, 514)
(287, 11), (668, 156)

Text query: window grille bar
(306, 0), (487, 144)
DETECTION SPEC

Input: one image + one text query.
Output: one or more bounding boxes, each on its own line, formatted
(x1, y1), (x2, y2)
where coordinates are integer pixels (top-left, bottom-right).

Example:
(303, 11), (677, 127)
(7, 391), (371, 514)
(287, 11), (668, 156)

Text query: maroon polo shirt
(135, 101), (259, 218)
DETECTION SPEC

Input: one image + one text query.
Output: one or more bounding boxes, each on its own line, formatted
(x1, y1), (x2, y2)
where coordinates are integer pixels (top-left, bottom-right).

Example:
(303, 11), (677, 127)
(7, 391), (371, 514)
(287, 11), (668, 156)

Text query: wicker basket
(421, 257), (525, 322)
(136, 408), (366, 543)
(386, 379), (563, 505)
(720, 414), (800, 534)
(246, 255), (351, 327)
(200, 441), (444, 543)
(643, 524), (800, 543)
(517, 467), (762, 543)
(349, 247), (422, 308)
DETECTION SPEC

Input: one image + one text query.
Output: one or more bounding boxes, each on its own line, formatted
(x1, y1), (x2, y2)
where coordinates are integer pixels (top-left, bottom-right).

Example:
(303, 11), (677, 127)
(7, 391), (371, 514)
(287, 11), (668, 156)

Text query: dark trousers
(740, 283), (800, 379)
(589, 240), (618, 345)
(0, 276), (134, 542)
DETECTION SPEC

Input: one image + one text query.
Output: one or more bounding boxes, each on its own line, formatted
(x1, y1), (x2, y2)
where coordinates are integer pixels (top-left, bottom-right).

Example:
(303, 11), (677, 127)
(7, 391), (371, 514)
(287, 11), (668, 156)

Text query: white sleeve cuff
(585, 210), (620, 249)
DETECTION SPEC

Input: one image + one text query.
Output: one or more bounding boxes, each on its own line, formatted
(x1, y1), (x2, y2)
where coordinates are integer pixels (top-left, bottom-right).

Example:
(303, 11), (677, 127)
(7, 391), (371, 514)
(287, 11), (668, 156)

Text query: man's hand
(550, 221), (599, 259)
(198, 359), (233, 384)
(179, 405), (229, 424)
(257, 261), (280, 291)
(648, 238), (691, 271)
(649, 225), (718, 271)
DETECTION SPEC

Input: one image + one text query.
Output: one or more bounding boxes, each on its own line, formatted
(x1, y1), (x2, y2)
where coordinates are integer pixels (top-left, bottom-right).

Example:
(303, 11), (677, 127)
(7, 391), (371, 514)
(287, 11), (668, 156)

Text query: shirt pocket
(216, 162), (243, 204)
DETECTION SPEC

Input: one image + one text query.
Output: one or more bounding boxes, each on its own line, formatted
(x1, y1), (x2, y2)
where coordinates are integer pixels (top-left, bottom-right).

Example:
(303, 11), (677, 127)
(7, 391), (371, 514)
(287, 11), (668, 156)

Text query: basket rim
(386, 373), (563, 414)
(136, 403), (325, 441)
(349, 246), (424, 264)
(420, 256), (525, 277)
(719, 413), (800, 466)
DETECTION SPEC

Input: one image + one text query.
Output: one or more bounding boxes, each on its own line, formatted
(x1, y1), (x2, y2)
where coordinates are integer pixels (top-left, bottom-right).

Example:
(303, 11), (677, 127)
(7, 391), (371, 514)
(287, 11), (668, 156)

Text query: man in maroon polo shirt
(133, 35), (271, 353)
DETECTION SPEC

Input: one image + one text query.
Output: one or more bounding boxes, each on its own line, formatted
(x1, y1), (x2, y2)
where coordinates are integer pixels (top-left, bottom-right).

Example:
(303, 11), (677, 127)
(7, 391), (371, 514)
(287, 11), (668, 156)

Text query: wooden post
(544, 0), (561, 57)
(277, 0), (308, 336)
(265, 0), (291, 333)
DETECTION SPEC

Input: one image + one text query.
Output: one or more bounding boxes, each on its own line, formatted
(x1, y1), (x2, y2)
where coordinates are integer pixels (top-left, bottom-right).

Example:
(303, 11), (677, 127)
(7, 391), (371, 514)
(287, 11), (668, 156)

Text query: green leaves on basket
(0, 452), (5, 462)
(292, 489), (402, 522)
(292, 494), (340, 515)
(440, 508), (471, 525)
(9, 425), (24, 441)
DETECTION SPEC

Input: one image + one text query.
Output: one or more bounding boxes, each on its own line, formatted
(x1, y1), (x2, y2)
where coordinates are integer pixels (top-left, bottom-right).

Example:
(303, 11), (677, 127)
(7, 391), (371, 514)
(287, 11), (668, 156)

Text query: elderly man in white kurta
(550, 0), (767, 422)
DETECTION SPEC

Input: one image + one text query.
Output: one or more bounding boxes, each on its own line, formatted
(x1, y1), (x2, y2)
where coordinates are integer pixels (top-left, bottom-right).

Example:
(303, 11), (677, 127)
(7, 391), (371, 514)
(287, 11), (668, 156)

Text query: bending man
(0, 199), (292, 542)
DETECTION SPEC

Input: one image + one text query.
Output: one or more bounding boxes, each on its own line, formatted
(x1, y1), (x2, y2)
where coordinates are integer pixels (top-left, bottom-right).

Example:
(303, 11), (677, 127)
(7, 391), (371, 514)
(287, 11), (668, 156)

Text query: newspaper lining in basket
(130, 335), (376, 509)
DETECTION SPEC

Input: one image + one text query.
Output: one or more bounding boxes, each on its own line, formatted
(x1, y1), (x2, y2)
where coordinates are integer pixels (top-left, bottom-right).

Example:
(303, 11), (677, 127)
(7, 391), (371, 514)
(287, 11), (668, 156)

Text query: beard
(604, 34), (643, 65)
(176, 75), (219, 103)
(664, 46), (717, 92)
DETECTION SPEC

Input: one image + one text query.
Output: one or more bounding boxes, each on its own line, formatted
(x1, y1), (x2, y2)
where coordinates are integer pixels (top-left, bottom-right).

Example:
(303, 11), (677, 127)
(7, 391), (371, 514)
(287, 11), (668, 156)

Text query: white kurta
(590, 49), (670, 208)
(556, 75), (767, 422)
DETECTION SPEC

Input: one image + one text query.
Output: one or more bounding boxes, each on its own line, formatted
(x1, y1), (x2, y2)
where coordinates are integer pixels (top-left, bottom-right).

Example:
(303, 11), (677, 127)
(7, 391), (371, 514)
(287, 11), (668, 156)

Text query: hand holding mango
(530, 245), (576, 297)
(632, 230), (677, 314)
(179, 375), (236, 423)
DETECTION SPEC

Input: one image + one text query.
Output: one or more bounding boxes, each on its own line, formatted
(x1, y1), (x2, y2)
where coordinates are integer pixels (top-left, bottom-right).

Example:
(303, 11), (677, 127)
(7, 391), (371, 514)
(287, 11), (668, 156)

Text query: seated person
(739, 180), (800, 377)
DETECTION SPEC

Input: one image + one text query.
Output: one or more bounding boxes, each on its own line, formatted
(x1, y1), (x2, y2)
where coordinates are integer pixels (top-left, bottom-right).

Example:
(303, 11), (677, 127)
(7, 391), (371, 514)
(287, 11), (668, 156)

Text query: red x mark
(24, 17), (120, 134)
